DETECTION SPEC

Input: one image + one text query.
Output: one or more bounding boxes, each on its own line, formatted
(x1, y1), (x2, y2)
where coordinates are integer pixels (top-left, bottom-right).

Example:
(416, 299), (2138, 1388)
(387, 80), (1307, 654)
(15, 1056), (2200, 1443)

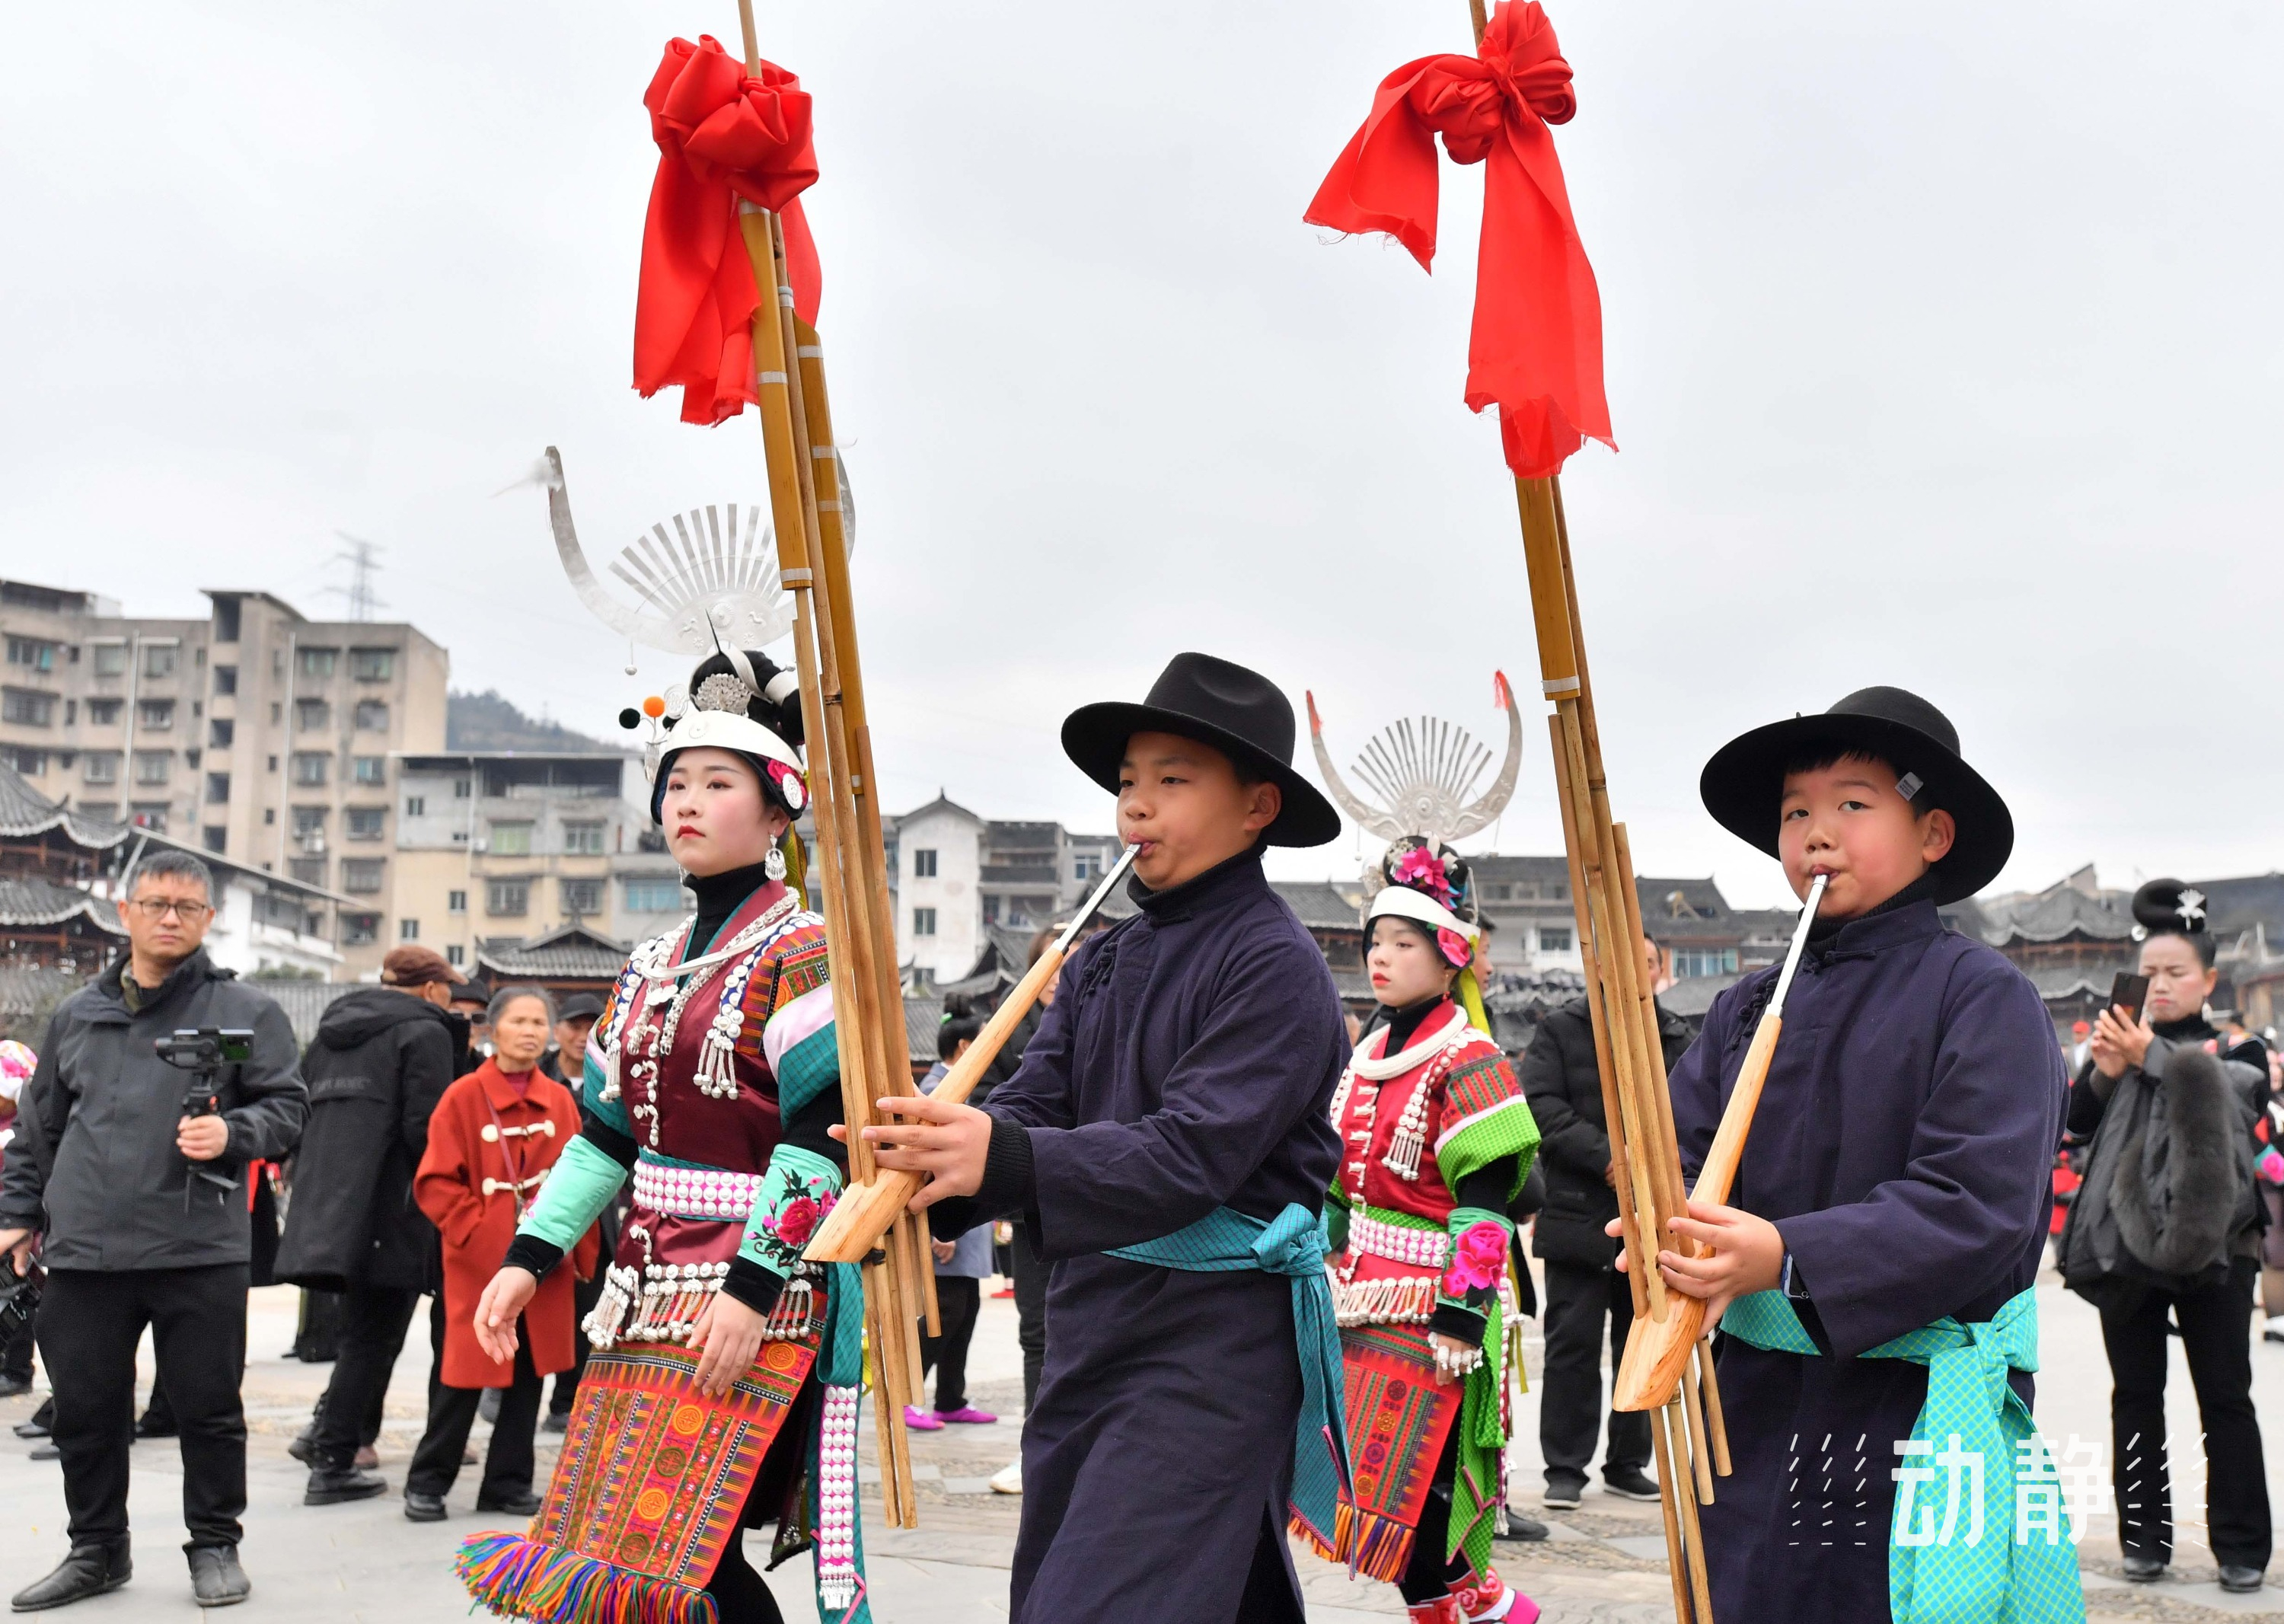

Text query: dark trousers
(38, 1264), (250, 1549)
(1011, 1219), (1047, 1415)
(2, 1297), (34, 1383)
(1539, 1259), (1652, 1484)
(1397, 1425), (1472, 1603)
(406, 1324), (541, 1501)
(920, 1276), (981, 1415)
(311, 1283), (422, 1469)
(2099, 1258), (2273, 1569)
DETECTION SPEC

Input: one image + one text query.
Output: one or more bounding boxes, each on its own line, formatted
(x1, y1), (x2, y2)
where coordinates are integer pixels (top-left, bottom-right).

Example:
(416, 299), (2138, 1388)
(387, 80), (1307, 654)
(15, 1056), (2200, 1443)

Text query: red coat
(416, 1060), (598, 1389)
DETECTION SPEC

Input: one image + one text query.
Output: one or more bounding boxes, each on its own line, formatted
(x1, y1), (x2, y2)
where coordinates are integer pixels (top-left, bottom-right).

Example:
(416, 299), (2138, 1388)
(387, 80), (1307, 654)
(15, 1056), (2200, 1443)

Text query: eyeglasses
(129, 898), (213, 921)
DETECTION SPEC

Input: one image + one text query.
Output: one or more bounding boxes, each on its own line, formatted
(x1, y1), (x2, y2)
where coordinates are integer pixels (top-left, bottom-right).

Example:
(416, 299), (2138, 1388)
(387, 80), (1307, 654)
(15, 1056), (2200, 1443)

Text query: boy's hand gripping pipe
(1613, 873), (1829, 1412)
(802, 843), (1140, 1264)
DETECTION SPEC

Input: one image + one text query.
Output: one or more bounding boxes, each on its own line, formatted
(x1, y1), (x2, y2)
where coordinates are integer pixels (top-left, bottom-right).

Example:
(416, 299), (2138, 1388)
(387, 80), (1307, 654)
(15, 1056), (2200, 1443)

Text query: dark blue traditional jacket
(1667, 895), (2065, 1623)
(946, 848), (1346, 1624)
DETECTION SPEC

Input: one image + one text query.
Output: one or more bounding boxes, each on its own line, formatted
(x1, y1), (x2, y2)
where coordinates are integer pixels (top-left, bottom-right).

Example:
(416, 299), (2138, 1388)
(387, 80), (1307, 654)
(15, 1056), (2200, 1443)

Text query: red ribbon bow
(1306, 2), (1613, 478)
(633, 35), (824, 426)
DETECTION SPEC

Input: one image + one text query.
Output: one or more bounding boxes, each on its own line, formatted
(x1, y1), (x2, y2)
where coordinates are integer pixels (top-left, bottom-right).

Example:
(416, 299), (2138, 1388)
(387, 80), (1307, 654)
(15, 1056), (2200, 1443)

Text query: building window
(87, 698), (122, 726)
(129, 802), (169, 832)
(622, 877), (683, 912)
(212, 664), (237, 695)
(352, 755), (386, 786)
(2, 747), (46, 774)
(292, 752), (329, 786)
(562, 877), (604, 915)
(1671, 947), (1740, 979)
(983, 895), (1000, 924)
(346, 806), (386, 841)
(448, 889), (467, 913)
(342, 912), (380, 946)
(488, 879), (530, 917)
(289, 857), (327, 885)
(404, 795), (426, 817)
(913, 907), (937, 937)
(292, 806), (327, 837)
(2, 689), (56, 727)
(5, 637), (56, 673)
(209, 718), (234, 748)
(342, 858), (385, 894)
(490, 821), (533, 856)
(1075, 853), (1102, 882)
(205, 771), (230, 804)
(445, 943), (465, 966)
(142, 645), (177, 679)
(203, 825), (226, 853)
(138, 699), (174, 730)
(1538, 926), (1573, 954)
(133, 751), (171, 786)
(296, 698), (330, 732)
(298, 647), (338, 680)
(91, 643), (127, 678)
(913, 847), (938, 879)
(212, 598), (241, 642)
(400, 918), (419, 941)
(563, 821), (605, 855)
(349, 648), (397, 682)
(79, 801), (118, 822)
(354, 699), (389, 731)
(83, 752), (120, 785)
(453, 777), (471, 799)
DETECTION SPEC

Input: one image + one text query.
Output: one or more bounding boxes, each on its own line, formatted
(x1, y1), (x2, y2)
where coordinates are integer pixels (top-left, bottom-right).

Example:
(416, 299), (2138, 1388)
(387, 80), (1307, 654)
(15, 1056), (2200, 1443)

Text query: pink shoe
(936, 1406), (998, 1425)
(902, 1405), (944, 1431)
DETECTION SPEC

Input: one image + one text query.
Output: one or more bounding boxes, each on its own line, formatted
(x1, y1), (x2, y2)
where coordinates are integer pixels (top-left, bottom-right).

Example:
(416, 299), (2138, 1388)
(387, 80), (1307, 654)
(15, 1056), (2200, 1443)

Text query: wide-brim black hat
(1061, 652), (1341, 848)
(1698, 685), (2012, 905)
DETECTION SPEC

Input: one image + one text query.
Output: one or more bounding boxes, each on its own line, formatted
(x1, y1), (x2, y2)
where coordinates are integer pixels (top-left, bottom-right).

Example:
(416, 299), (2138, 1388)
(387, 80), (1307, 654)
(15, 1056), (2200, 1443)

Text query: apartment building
(0, 578), (449, 979)
(394, 751), (680, 975)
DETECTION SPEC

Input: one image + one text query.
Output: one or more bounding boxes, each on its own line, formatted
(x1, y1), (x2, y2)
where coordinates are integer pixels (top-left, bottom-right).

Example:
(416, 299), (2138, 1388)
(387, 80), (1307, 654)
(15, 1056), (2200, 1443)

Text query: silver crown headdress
(1307, 673), (1523, 848)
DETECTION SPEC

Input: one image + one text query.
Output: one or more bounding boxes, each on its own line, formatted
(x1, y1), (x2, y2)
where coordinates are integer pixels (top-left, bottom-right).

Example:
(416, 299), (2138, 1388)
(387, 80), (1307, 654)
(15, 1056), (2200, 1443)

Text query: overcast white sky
(5, 2), (2279, 908)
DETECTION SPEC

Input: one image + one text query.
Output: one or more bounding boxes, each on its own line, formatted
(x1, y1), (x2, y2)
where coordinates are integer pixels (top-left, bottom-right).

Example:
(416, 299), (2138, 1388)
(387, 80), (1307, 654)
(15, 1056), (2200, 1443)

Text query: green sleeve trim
(580, 1049), (632, 1135)
(1437, 1096), (1541, 1205)
(774, 1026), (840, 1119)
(735, 1143), (844, 1278)
(516, 1133), (629, 1252)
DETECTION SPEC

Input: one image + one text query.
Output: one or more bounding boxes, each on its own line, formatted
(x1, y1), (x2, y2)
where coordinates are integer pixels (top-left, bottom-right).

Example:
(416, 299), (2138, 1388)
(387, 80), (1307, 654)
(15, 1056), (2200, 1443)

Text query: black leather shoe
(403, 1491), (448, 1523)
(1496, 1512), (1550, 1542)
(303, 1466), (388, 1506)
(28, 1444), (59, 1462)
(2220, 1565), (2266, 1594)
(474, 1488), (541, 1517)
(133, 1412), (177, 1441)
(541, 1410), (569, 1435)
(0, 1374), (32, 1399)
(285, 1428), (314, 1465)
(2121, 1553), (2167, 1582)
(11, 1540), (131, 1612)
(186, 1546), (248, 1609)
(14, 1398), (53, 1439)
(1603, 1466), (1663, 1502)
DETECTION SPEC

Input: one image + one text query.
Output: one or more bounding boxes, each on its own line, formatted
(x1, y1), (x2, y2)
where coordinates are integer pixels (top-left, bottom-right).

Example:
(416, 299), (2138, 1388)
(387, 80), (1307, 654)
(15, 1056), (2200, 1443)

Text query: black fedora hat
(1698, 685), (2013, 905)
(1061, 652), (1342, 848)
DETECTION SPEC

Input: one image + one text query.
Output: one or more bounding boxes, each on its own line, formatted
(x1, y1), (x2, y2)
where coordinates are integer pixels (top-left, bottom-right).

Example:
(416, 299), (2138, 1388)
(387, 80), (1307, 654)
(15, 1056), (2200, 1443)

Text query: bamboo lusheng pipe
(1695, 1340), (1732, 1476)
(1649, 1402), (1697, 1624)
(1667, 1401), (1716, 1623)
(1613, 875), (1826, 1412)
(803, 844), (1140, 1265)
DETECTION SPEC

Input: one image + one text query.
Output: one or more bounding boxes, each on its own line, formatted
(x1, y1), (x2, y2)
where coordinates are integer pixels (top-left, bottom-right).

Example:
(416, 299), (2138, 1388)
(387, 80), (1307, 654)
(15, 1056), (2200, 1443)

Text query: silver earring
(764, 846), (787, 882)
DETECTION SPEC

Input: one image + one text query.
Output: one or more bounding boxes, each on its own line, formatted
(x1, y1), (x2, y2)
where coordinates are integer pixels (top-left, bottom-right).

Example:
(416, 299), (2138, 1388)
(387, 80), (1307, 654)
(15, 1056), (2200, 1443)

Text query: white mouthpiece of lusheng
(1054, 846), (1140, 953)
(1768, 874), (1830, 1019)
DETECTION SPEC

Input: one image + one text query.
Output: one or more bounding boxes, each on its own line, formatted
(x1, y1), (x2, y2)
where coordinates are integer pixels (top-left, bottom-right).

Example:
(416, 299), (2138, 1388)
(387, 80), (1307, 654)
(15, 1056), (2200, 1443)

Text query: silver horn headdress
(1306, 672), (1524, 848)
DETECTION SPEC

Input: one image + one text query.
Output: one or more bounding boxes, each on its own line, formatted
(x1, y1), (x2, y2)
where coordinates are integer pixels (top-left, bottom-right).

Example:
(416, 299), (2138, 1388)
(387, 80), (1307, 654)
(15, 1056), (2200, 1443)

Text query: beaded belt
(1350, 1211), (1450, 1270)
(631, 1157), (764, 1223)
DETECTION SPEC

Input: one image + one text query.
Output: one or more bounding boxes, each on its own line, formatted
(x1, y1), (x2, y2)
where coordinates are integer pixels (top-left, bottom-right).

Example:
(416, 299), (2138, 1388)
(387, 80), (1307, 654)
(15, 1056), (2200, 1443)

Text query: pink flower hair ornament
(764, 758), (808, 813)
(1442, 1220), (1507, 1296)
(1436, 927), (1473, 968)
(1390, 844), (1455, 907)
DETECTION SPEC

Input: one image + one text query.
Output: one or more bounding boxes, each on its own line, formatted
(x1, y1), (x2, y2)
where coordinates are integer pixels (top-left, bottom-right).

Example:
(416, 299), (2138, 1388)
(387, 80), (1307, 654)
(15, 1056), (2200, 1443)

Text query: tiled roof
(0, 761), (132, 849)
(476, 925), (629, 981)
(0, 878), (126, 934)
(0, 964), (91, 1029)
(247, 980), (367, 1046)
(1274, 880), (1366, 933)
(1960, 886), (2132, 946)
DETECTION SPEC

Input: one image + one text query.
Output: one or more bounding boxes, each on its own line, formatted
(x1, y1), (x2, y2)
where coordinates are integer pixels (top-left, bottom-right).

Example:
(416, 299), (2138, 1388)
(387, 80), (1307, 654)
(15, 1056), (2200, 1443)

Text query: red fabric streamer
(634, 35), (823, 426)
(1306, 2), (1613, 479)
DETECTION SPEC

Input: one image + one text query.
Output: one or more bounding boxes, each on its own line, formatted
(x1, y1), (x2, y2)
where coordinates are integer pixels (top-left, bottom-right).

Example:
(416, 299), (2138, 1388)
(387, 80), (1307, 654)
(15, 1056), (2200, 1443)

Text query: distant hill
(447, 690), (614, 752)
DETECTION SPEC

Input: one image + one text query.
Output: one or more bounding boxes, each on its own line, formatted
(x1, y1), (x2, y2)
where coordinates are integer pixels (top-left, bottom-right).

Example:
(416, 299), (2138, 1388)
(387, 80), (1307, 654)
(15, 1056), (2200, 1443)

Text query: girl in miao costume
(455, 647), (870, 1624)
(1306, 838), (1542, 1624)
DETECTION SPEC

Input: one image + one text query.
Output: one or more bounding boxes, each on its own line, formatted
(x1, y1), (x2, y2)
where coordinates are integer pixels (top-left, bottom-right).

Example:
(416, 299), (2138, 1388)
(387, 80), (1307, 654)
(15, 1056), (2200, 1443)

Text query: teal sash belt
(1106, 1203), (1352, 1539)
(1721, 1287), (2084, 1624)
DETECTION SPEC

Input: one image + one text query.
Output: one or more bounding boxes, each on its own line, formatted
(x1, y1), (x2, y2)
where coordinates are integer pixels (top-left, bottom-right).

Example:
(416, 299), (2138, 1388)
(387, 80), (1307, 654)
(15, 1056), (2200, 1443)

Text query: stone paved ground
(7, 1260), (2284, 1619)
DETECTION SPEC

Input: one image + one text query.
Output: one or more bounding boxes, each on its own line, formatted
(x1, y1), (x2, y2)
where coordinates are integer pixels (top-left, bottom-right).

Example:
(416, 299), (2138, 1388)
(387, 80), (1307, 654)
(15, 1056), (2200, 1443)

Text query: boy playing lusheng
(847, 652), (1351, 1624)
(1638, 688), (2074, 1622)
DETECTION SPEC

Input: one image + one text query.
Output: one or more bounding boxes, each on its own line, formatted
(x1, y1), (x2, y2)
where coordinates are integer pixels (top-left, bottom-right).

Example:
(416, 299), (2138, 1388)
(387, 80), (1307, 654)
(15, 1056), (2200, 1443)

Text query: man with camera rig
(0, 850), (307, 1612)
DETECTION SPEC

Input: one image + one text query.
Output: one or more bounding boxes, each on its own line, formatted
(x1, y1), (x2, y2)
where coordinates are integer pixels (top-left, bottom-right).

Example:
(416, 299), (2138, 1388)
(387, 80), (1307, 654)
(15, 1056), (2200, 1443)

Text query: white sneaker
(2266, 1316), (2284, 1345)
(990, 1460), (1022, 1495)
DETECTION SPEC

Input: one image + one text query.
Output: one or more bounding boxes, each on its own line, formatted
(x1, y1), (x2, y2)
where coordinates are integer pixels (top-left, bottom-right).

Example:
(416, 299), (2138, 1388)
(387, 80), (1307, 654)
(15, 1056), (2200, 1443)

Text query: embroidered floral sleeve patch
(738, 1144), (843, 1279)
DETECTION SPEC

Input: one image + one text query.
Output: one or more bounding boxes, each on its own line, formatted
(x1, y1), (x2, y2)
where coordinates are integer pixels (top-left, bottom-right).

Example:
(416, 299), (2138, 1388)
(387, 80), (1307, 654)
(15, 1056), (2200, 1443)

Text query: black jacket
(0, 949), (307, 1271)
(274, 987), (461, 1292)
(1523, 994), (1692, 1271)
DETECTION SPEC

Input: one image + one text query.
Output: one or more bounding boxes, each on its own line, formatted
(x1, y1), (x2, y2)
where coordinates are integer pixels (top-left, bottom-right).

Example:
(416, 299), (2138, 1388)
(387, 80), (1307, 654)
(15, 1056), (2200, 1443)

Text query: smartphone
(2109, 972), (2149, 1024)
